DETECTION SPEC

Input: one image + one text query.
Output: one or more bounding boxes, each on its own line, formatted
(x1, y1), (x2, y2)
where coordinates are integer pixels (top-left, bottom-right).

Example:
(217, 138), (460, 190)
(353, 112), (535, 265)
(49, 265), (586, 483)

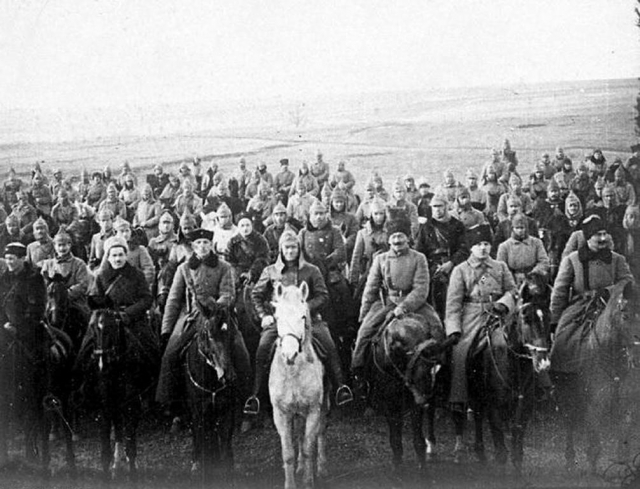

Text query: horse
(77, 309), (154, 480)
(368, 313), (445, 472)
(44, 273), (87, 353)
(553, 281), (640, 473)
(269, 282), (328, 489)
(183, 305), (238, 480)
(451, 274), (552, 473)
(0, 319), (75, 476)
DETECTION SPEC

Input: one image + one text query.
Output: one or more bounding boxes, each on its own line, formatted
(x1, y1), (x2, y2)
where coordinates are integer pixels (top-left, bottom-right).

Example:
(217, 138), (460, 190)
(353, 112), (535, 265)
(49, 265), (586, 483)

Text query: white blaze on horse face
(273, 283), (310, 365)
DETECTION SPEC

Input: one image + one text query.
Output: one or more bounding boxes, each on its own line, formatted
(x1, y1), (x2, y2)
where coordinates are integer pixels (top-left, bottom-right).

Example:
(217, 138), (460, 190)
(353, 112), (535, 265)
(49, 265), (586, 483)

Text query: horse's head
(45, 273), (71, 328)
(515, 303), (551, 373)
(89, 309), (125, 371)
(605, 281), (640, 369)
(383, 315), (442, 407)
(196, 307), (232, 381)
(521, 271), (550, 303)
(273, 282), (310, 365)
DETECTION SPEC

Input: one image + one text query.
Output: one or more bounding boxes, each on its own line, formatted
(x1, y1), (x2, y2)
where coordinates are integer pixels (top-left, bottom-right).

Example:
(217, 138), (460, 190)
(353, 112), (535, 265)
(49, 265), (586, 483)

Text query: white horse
(269, 282), (328, 489)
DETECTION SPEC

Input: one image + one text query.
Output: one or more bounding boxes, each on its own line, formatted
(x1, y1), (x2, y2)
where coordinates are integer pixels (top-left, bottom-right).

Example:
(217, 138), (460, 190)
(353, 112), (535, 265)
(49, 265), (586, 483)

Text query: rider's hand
(157, 293), (167, 310)
(438, 261), (453, 275)
(118, 312), (131, 325)
(393, 306), (405, 318)
(491, 303), (509, 316)
(261, 315), (275, 329)
(3, 323), (16, 335)
(240, 272), (251, 284)
(448, 332), (461, 345)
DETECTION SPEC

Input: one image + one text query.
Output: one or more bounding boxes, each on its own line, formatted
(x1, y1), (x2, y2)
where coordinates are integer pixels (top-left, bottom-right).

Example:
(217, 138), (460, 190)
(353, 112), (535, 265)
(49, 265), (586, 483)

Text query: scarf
(188, 251), (219, 270)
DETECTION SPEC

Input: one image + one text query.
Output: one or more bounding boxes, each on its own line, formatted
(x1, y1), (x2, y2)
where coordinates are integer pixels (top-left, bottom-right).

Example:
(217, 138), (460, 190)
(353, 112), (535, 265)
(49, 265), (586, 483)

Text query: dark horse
(183, 305), (239, 480)
(77, 309), (156, 480)
(452, 272), (552, 473)
(368, 313), (444, 471)
(553, 281), (640, 473)
(0, 319), (75, 475)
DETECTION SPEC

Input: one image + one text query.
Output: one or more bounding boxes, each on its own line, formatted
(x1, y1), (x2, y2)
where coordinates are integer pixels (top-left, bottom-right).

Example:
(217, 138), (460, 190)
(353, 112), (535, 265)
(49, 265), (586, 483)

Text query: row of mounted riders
(2, 257), (640, 484)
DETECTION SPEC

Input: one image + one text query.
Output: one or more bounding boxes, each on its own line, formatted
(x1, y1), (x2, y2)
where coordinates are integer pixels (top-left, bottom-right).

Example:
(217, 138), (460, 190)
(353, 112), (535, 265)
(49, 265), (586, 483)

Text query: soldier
(41, 228), (92, 324)
(351, 210), (440, 391)
(286, 180), (318, 229)
(97, 183), (127, 220)
(329, 188), (358, 263)
(387, 180), (420, 239)
(88, 209), (116, 270)
(30, 171), (53, 217)
(549, 215), (633, 374)
(242, 230), (353, 415)
(263, 202), (296, 264)
(156, 229), (252, 415)
(133, 184), (162, 242)
(51, 189), (79, 229)
(227, 216), (270, 286)
(495, 213), (550, 287)
(25, 217), (55, 270)
(274, 158), (295, 205)
(445, 224), (517, 410)
(451, 187), (486, 230)
(415, 194), (468, 320)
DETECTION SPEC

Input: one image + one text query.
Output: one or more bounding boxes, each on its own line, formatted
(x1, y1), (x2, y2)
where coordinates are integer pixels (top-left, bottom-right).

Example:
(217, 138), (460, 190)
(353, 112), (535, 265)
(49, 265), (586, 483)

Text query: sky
(1, 0), (639, 110)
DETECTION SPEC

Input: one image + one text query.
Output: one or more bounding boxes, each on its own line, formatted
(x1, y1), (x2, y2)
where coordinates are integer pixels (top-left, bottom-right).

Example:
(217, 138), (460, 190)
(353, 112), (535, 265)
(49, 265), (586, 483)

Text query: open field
(1, 78), (638, 190)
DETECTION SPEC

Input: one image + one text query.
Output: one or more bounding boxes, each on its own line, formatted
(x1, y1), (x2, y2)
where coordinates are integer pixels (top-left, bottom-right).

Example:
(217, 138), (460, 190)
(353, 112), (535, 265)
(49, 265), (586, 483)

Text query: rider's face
(371, 209), (385, 226)
(273, 212), (286, 227)
(431, 202), (446, 221)
(238, 218), (253, 237)
(471, 241), (491, 260)
(4, 254), (24, 272)
(107, 247), (127, 269)
(388, 232), (409, 253)
(512, 224), (526, 239)
(54, 240), (71, 256)
(588, 230), (609, 251)
(567, 201), (580, 216)
(281, 243), (299, 262)
(116, 227), (132, 243)
(192, 238), (212, 258)
(159, 219), (173, 234)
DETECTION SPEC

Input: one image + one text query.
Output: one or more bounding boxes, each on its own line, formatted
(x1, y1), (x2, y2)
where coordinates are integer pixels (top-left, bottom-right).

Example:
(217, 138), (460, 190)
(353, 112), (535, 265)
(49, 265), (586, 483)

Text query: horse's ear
(274, 282), (284, 301)
(299, 281), (309, 302)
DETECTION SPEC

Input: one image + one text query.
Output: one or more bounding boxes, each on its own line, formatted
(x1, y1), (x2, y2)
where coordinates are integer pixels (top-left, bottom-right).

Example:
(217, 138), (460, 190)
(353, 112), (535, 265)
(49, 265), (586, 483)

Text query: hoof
(72, 433), (82, 443)
(170, 417), (182, 435)
(240, 419), (253, 434)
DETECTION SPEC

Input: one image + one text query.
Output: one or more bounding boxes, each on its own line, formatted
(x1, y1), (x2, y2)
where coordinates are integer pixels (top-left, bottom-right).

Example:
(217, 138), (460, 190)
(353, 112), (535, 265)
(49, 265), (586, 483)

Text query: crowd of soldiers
(1, 139), (640, 433)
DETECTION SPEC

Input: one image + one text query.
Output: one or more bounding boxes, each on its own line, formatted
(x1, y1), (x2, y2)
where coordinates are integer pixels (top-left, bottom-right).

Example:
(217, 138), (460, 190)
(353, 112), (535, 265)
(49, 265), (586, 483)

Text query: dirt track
(0, 401), (632, 489)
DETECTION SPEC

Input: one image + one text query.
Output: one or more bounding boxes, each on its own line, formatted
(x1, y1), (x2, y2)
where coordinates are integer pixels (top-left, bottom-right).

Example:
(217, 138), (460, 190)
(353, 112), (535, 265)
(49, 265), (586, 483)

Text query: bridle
(92, 309), (123, 372)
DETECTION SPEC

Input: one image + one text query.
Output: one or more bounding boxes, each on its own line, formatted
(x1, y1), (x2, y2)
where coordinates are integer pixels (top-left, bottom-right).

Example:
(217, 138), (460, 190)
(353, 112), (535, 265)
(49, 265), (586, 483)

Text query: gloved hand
(491, 303), (509, 317)
(3, 323), (16, 335)
(157, 293), (167, 310)
(448, 332), (461, 345)
(261, 315), (275, 329)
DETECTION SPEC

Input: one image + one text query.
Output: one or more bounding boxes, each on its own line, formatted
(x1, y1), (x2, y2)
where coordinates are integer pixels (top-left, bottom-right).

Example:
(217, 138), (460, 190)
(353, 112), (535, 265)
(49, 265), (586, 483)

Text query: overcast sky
(2, 0), (638, 109)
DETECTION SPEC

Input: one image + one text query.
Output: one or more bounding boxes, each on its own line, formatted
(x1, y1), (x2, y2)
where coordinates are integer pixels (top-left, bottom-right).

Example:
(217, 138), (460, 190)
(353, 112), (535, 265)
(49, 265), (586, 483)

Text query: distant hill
(1, 77), (638, 188)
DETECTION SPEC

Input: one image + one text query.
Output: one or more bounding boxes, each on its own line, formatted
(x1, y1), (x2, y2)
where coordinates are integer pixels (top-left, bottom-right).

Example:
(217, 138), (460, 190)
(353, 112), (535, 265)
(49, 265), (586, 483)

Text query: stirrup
(243, 396), (260, 416)
(335, 385), (354, 406)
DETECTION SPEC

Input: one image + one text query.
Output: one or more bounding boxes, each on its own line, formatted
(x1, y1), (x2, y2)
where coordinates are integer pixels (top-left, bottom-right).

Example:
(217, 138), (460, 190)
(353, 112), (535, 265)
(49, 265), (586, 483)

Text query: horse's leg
(473, 405), (487, 464)
(387, 413), (404, 470)
(220, 403), (235, 481)
(487, 405), (507, 465)
(124, 390), (140, 480)
(452, 410), (465, 463)
(273, 409), (296, 489)
(411, 405), (426, 470)
(425, 404), (437, 461)
(301, 409), (323, 489)
(316, 410), (328, 479)
(99, 408), (112, 477)
(190, 405), (203, 475)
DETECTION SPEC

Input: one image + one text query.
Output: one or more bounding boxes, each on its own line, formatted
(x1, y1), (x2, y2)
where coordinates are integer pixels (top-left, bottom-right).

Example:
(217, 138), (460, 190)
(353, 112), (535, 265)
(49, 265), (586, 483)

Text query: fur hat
(179, 210), (197, 227)
(456, 187), (470, 199)
(417, 177), (430, 188)
(384, 207), (411, 237)
(4, 242), (27, 258)
(187, 229), (214, 242)
(104, 236), (129, 255)
(582, 214), (607, 240)
(511, 212), (529, 230)
(466, 224), (493, 248)
(331, 187), (347, 202)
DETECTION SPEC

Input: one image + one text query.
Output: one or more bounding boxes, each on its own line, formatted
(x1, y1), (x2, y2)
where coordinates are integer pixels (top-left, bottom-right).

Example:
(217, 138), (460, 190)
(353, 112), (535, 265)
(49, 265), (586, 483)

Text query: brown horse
(368, 313), (444, 472)
(553, 281), (640, 473)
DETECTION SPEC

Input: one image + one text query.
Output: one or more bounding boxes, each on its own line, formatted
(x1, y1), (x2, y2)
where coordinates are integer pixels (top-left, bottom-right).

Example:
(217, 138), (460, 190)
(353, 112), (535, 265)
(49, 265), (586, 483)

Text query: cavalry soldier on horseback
(41, 228), (92, 323)
(227, 215), (270, 286)
(263, 202), (296, 263)
(445, 223), (517, 410)
(156, 229), (252, 416)
(549, 214), (633, 374)
(0, 242), (47, 467)
(351, 209), (441, 393)
(243, 230), (353, 416)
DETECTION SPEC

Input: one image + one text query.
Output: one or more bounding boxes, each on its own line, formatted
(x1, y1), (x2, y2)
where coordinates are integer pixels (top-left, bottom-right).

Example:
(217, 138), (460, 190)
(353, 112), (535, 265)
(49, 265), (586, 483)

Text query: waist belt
(388, 289), (411, 298)
(464, 294), (499, 304)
